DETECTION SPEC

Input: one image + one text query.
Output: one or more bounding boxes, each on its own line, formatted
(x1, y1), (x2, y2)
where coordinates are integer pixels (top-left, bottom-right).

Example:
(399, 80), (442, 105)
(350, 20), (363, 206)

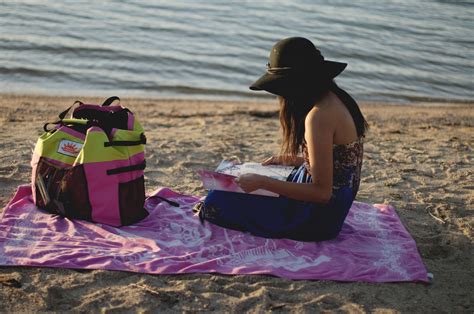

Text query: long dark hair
(279, 81), (368, 158)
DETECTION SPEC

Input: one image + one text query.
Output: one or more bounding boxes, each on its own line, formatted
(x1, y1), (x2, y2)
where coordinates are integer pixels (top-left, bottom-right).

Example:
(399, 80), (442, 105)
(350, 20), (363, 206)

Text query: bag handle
(42, 101), (86, 132)
(57, 96), (119, 120)
(43, 118), (89, 132)
(58, 100), (83, 120)
(102, 96), (120, 107)
(44, 96), (119, 132)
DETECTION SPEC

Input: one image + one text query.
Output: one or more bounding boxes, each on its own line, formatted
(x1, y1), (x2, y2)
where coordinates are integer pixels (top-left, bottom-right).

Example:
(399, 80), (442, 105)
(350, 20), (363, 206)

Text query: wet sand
(0, 94), (472, 312)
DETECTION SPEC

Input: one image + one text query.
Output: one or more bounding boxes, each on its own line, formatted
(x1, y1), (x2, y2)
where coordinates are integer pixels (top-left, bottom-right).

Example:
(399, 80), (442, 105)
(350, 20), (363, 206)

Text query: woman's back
(308, 91), (360, 146)
(298, 90), (364, 197)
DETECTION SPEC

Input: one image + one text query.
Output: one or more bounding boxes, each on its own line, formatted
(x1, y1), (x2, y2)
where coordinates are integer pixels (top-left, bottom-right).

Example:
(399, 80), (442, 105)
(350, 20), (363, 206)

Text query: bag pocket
(118, 175), (148, 225)
(34, 158), (93, 220)
(61, 164), (93, 220)
(34, 158), (68, 216)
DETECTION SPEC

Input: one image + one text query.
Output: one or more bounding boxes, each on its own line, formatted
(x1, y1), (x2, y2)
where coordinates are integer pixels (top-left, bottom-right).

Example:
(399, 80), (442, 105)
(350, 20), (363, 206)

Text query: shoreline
(1, 92), (473, 108)
(0, 94), (472, 312)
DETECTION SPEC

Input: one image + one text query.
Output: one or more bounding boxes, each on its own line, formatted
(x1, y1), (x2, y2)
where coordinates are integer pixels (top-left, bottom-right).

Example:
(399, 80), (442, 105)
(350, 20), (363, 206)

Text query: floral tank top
(292, 137), (364, 198)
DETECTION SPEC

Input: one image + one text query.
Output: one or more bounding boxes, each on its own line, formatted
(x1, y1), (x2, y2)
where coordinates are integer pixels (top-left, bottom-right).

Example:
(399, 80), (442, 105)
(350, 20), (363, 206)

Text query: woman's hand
(262, 155), (304, 167)
(261, 155), (281, 165)
(235, 173), (267, 193)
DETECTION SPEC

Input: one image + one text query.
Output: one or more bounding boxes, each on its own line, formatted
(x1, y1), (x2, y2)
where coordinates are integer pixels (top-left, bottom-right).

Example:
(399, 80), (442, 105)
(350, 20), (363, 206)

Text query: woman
(199, 37), (368, 241)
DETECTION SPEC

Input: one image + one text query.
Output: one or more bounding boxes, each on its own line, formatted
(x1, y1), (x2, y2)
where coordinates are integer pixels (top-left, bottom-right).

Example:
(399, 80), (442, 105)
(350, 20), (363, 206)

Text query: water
(1, 0), (473, 103)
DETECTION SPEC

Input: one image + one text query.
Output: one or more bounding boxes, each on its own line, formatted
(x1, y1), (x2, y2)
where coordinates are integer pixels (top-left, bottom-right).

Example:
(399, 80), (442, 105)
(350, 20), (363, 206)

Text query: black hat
(250, 37), (347, 97)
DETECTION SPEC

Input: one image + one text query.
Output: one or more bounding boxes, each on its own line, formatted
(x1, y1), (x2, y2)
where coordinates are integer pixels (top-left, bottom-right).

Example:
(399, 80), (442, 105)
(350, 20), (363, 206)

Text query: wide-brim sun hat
(250, 37), (347, 97)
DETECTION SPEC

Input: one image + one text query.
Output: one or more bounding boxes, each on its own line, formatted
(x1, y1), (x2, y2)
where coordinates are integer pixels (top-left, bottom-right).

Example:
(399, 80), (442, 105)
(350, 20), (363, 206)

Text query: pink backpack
(31, 97), (150, 226)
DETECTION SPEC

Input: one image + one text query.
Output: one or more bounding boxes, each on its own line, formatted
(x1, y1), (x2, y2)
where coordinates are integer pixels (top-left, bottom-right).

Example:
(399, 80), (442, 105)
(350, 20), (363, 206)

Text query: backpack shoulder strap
(59, 100), (83, 119)
(102, 96), (120, 107)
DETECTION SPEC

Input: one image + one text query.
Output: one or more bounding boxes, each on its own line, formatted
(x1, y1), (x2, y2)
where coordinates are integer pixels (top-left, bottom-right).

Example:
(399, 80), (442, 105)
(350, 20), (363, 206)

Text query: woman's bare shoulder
(305, 106), (336, 138)
(305, 102), (336, 125)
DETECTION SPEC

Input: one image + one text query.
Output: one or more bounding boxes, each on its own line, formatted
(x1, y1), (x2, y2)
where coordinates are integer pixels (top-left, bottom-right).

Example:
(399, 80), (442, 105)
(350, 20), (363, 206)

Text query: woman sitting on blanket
(199, 37), (368, 241)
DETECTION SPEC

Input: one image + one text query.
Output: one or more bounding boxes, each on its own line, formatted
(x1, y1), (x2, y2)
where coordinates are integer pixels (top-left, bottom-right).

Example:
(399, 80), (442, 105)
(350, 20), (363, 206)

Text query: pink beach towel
(0, 185), (429, 282)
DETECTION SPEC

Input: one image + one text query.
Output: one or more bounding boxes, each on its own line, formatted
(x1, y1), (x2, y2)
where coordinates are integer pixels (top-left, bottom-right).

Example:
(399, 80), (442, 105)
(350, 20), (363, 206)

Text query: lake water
(1, 0), (473, 103)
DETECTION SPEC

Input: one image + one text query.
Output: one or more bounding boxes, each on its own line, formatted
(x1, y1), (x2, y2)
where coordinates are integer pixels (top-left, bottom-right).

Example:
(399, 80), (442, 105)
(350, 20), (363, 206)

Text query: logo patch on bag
(57, 139), (83, 157)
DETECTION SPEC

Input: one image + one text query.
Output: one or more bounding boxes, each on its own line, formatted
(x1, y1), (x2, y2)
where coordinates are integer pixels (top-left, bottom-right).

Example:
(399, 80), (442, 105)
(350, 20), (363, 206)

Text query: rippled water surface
(1, 0), (473, 102)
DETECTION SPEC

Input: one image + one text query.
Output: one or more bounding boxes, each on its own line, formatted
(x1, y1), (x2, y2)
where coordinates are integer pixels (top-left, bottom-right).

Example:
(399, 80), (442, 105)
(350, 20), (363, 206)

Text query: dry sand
(0, 94), (472, 312)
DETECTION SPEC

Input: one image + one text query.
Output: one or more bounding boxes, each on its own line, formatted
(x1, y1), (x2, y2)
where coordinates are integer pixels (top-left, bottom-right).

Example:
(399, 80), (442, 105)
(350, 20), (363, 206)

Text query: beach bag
(30, 96), (149, 226)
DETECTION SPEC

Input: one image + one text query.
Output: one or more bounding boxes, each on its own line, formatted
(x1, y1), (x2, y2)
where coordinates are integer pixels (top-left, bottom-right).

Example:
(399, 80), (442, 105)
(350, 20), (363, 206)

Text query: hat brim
(250, 60), (347, 96)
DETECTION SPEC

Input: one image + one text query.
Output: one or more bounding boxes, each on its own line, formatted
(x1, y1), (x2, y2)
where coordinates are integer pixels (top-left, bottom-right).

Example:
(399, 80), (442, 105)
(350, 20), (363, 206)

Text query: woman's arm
(237, 108), (334, 204)
(237, 175), (332, 203)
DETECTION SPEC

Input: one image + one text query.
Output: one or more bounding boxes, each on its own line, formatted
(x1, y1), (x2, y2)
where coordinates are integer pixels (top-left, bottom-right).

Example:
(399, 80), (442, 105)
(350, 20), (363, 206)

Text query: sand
(0, 94), (472, 312)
